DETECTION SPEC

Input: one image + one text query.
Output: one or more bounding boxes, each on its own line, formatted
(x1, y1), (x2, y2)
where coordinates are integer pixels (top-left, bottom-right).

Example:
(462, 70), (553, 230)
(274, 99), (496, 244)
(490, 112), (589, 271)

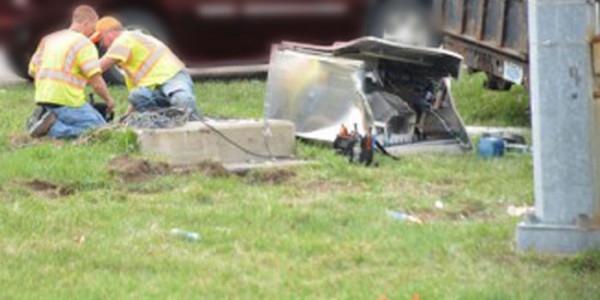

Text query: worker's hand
(105, 99), (115, 112)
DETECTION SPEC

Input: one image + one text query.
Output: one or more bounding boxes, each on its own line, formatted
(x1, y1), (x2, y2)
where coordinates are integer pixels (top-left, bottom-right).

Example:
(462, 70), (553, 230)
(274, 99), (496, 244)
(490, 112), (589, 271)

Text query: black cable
(198, 118), (286, 160)
(375, 140), (400, 160)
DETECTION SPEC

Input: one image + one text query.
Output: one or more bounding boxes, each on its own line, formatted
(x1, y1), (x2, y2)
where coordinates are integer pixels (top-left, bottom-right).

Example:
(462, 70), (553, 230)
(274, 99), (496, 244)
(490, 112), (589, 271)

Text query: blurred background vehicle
(0, 0), (436, 82)
(433, 0), (528, 91)
(0, 0), (526, 90)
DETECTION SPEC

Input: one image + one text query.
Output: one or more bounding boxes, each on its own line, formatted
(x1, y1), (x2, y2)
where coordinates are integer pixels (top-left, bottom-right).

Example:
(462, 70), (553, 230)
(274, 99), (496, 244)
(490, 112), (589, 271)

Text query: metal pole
(516, 0), (600, 254)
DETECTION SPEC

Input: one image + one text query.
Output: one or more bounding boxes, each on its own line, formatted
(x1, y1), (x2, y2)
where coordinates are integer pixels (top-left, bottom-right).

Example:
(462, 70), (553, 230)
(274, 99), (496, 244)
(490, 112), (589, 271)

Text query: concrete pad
(225, 159), (311, 174)
(386, 140), (465, 156)
(136, 119), (296, 166)
(517, 221), (600, 255)
(187, 65), (268, 80)
(466, 126), (530, 137)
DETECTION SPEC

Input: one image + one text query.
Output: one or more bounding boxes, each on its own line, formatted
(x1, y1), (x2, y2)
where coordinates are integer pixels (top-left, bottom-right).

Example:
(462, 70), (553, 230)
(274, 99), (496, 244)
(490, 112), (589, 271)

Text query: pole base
(517, 219), (600, 255)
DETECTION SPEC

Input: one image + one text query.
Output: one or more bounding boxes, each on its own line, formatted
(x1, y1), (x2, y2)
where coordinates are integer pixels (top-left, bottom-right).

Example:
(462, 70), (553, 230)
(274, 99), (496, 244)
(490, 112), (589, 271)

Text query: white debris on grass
(507, 205), (534, 217)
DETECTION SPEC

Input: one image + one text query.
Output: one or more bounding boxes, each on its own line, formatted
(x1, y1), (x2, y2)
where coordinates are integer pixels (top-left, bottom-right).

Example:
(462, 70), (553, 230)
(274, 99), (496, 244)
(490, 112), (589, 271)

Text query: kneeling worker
(91, 17), (201, 121)
(27, 5), (115, 138)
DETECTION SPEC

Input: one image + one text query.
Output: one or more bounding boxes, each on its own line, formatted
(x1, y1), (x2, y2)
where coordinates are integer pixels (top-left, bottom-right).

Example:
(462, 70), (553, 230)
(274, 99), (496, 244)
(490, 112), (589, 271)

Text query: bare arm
(88, 74), (115, 112)
(100, 57), (119, 72)
(28, 40), (45, 78)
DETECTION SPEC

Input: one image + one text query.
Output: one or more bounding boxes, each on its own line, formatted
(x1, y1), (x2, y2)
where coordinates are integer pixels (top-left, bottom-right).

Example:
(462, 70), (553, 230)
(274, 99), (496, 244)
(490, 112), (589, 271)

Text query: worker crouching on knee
(27, 5), (115, 138)
(91, 17), (202, 121)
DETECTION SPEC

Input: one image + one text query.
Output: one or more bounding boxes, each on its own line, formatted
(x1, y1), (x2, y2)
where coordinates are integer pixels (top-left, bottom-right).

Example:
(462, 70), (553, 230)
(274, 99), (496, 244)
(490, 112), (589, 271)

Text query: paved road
(0, 48), (27, 86)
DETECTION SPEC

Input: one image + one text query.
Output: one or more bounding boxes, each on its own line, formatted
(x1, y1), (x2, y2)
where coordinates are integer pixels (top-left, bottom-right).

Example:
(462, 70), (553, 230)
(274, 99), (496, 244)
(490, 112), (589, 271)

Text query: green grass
(0, 76), (598, 299)
(453, 73), (531, 127)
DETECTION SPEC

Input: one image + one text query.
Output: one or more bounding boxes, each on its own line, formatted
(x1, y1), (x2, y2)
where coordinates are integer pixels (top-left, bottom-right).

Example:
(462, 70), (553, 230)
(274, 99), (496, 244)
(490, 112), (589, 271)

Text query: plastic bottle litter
(386, 210), (423, 224)
(170, 228), (202, 242)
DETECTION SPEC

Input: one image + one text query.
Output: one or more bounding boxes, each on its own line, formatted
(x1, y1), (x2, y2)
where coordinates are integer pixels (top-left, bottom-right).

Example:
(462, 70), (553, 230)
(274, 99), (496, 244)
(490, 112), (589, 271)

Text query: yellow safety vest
(105, 31), (184, 90)
(29, 30), (101, 107)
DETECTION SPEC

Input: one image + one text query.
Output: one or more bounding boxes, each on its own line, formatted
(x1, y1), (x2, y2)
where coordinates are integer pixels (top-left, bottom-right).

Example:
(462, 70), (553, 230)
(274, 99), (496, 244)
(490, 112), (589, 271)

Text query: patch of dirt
(172, 161), (229, 178)
(8, 134), (63, 149)
(570, 252), (600, 274)
(125, 184), (169, 195)
(406, 202), (495, 223)
(413, 209), (439, 222)
(9, 134), (33, 148)
(387, 179), (459, 201)
(246, 169), (297, 185)
(22, 179), (75, 198)
(109, 156), (170, 182)
(109, 155), (229, 183)
(447, 202), (494, 221)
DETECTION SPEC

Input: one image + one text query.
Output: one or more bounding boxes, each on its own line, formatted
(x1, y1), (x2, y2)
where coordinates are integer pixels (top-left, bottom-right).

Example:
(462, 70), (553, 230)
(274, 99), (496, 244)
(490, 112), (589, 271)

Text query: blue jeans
(128, 70), (202, 121)
(47, 103), (107, 139)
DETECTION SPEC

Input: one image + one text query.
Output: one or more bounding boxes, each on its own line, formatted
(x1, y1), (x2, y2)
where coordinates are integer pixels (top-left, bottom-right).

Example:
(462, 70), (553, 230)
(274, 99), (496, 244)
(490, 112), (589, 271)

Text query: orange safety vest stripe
(131, 32), (154, 51)
(63, 37), (89, 73)
(128, 33), (168, 86)
(33, 30), (99, 107)
(36, 35), (93, 89)
(80, 59), (100, 75)
(133, 48), (166, 84)
(110, 45), (131, 58)
(36, 68), (87, 89)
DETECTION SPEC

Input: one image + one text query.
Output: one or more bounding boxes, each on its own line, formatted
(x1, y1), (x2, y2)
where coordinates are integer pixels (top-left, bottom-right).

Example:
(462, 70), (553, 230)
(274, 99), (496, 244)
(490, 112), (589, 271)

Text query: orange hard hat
(90, 16), (122, 43)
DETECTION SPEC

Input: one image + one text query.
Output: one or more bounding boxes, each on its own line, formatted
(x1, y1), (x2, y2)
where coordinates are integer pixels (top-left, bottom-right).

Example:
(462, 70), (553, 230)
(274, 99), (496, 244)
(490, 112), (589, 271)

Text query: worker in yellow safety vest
(27, 5), (115, 138)
(91, 17), (201, 121)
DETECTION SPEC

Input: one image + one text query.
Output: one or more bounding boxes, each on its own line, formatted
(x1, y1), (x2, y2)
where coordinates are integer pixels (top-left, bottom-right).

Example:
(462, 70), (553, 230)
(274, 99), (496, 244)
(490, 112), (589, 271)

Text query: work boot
(28, 108), (57, 138)
(26, 105), (45, 129)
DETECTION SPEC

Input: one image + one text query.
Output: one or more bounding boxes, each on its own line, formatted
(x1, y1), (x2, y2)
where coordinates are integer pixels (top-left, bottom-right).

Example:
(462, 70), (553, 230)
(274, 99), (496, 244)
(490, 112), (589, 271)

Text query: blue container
(478, 137), (505, 158)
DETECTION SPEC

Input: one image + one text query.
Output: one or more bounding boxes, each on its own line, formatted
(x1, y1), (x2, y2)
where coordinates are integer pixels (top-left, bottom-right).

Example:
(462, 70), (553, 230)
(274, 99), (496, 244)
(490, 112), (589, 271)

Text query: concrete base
(517, 220), (600, 254)
(136, 119), (295, 166)
(225, 159), (311, 173)
(465, 126), (530, 137)
(386, 140), (466, 156)
(187, 65), (268, 80)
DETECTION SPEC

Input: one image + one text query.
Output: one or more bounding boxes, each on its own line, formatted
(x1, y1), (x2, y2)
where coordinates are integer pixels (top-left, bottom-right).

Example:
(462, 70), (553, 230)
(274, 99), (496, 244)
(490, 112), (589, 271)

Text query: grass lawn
(0, 75), (598, 299)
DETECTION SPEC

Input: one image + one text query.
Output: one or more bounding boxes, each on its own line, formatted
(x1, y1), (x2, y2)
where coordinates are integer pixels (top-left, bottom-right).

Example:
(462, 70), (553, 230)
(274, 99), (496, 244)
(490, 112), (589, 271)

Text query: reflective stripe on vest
(80, 60), (99, 75)
(132, 32), (154, 50)
(110, 45), (131, 58)
(37, 69), (86, 89)
(133, 47), (166, 84)
(64, 38), (89, 73)
(31, 35), (54, 73)
(130, 33), (167, 85)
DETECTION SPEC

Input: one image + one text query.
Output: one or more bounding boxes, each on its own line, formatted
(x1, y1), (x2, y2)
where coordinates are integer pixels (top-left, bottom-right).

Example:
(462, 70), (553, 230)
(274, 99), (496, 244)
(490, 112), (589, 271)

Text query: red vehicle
(0, 0), (435, 81)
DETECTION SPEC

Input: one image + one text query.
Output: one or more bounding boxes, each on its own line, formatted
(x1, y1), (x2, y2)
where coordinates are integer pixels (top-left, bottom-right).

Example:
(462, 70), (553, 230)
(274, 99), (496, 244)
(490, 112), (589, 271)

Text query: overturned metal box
(265, 37), (472, 155)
